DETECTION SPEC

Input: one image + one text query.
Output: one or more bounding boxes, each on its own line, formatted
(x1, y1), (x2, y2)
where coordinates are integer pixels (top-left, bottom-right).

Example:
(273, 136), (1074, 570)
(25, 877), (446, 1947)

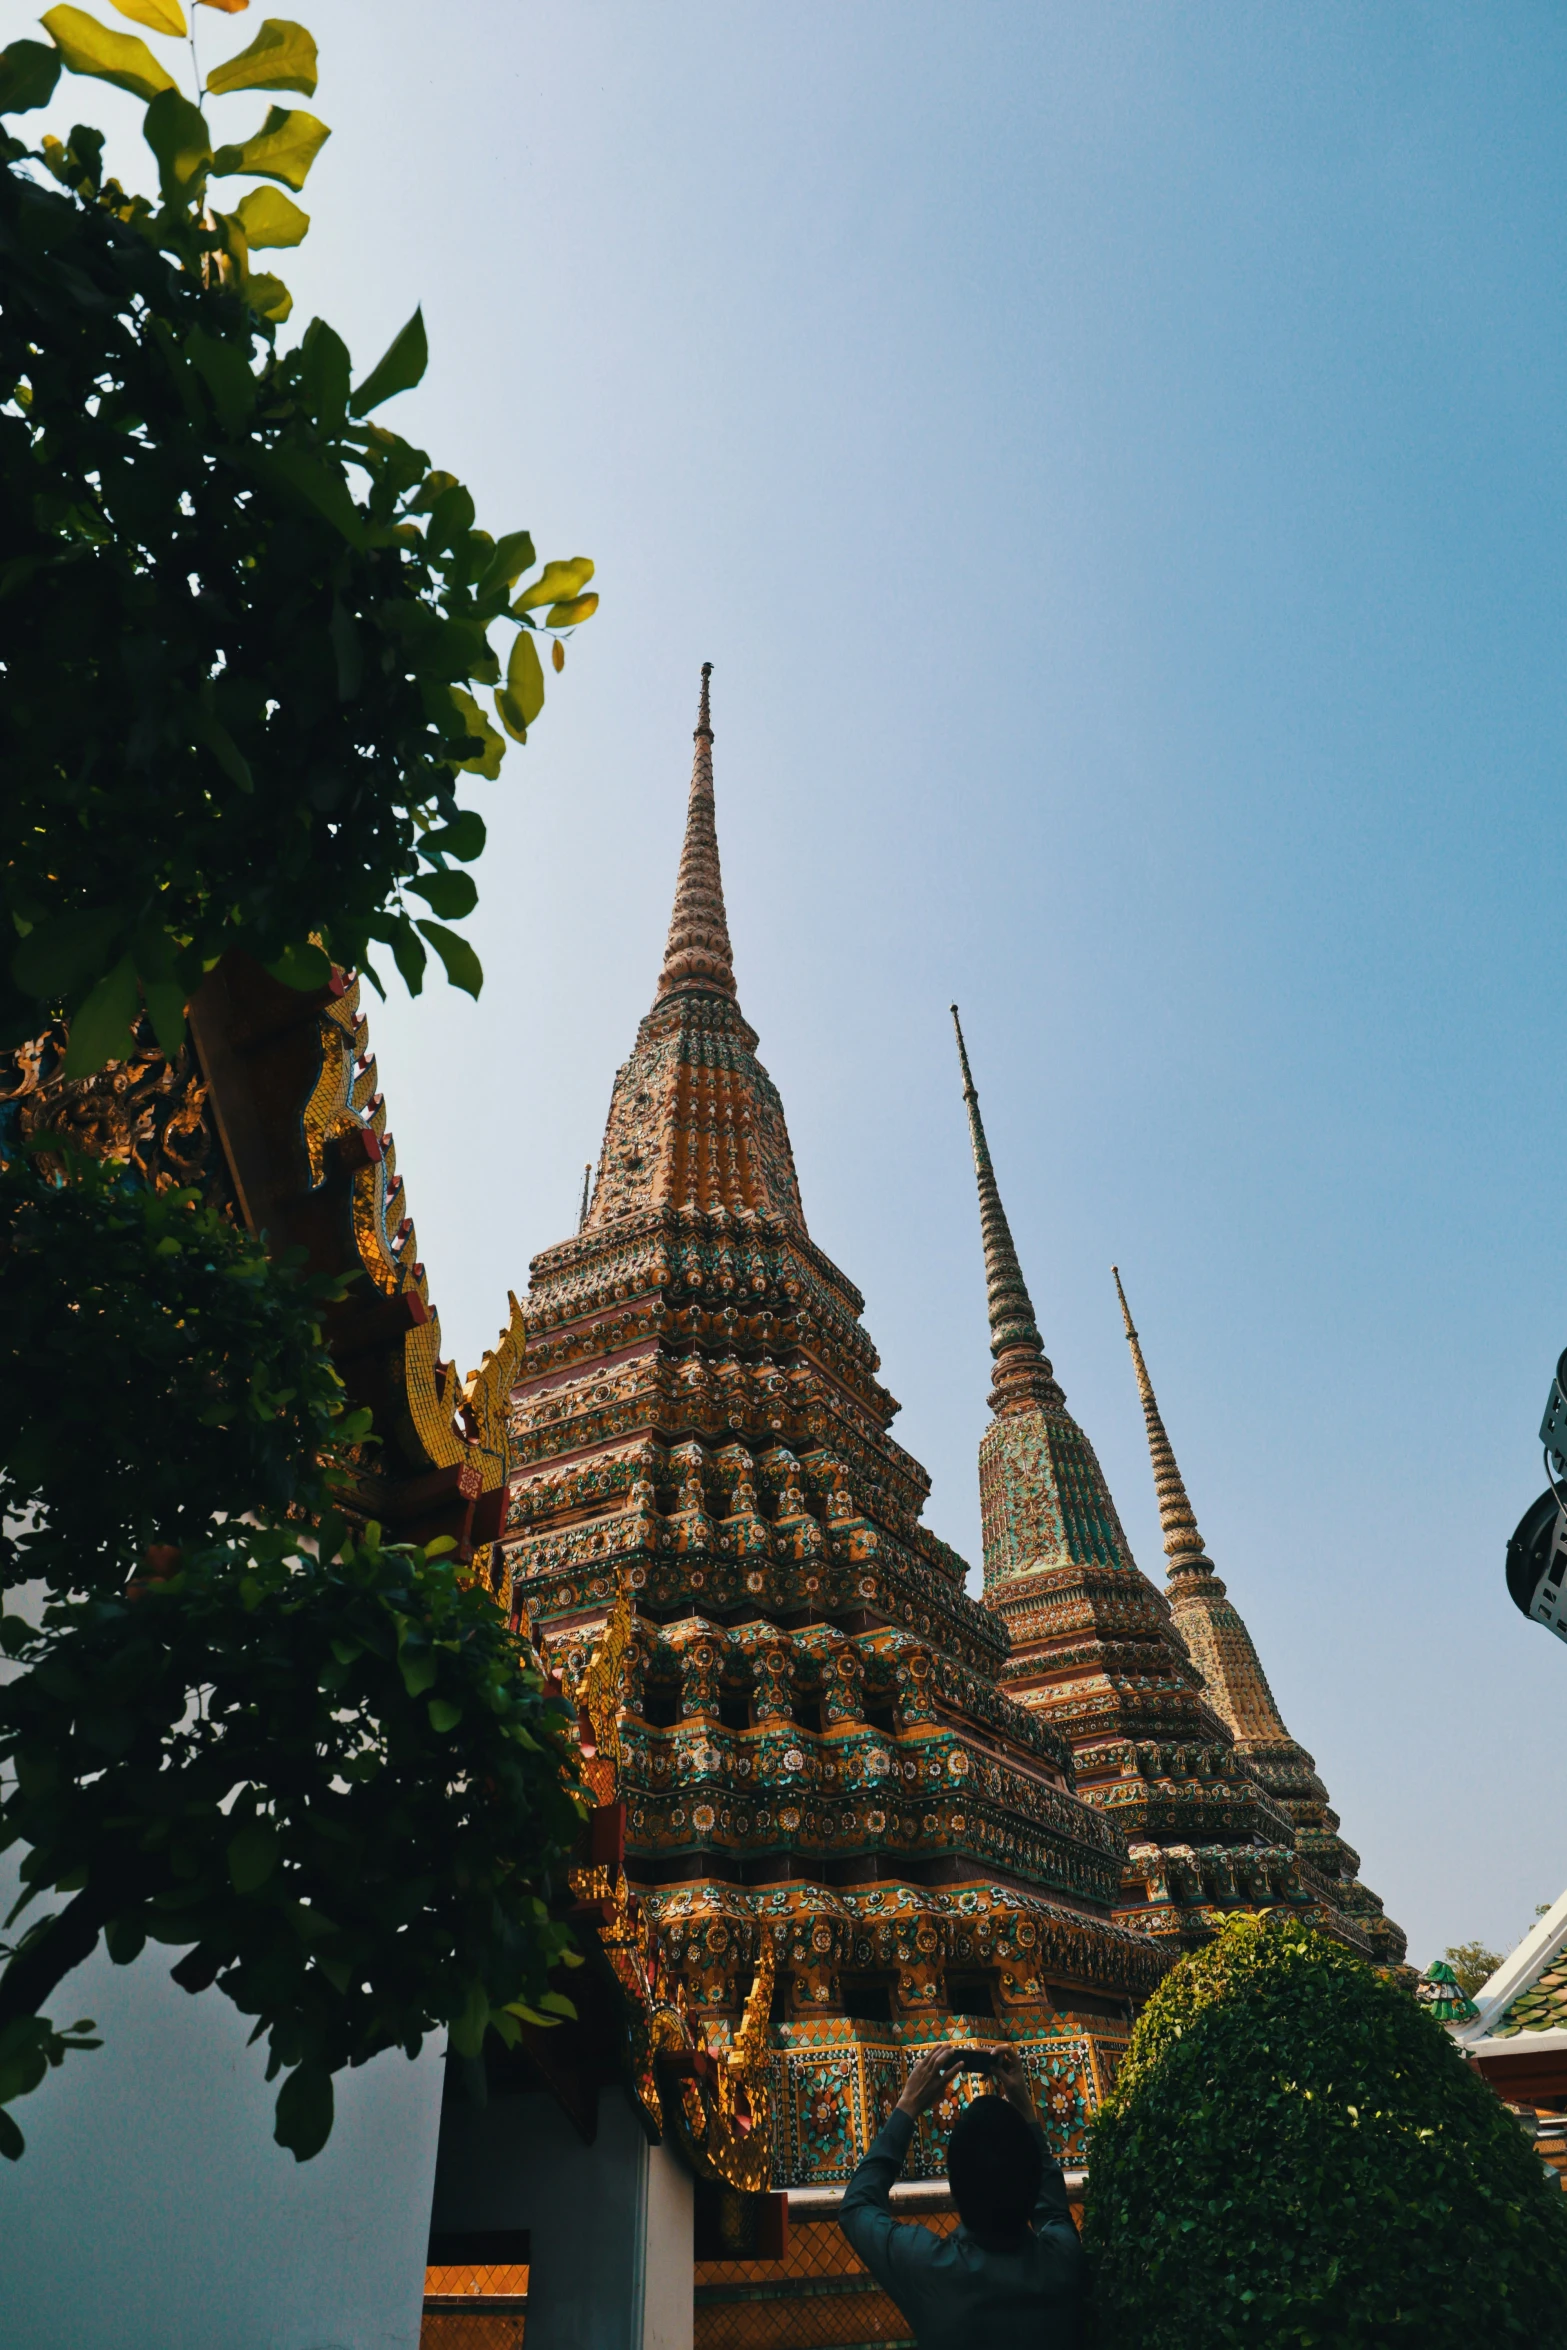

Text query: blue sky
(39, 0), (1567, 1966)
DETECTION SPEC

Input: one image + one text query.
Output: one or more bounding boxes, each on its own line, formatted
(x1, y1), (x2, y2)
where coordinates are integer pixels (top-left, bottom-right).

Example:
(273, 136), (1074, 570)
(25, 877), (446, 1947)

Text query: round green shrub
(1084, 1911), (1567, 2348)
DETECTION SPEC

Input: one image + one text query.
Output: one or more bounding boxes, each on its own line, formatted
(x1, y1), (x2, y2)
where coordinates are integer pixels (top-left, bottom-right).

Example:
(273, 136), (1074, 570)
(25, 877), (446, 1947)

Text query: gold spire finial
(1112, 1265), (1212, 1579)
(951, 1006), (1061, 1409)
(656, 663), (736, 1003)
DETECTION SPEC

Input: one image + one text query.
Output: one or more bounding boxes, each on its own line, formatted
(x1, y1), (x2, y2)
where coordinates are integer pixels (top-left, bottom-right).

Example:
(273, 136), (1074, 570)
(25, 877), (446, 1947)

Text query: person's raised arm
(839, 2043), (963, 2289)
(993, 2046), (1074, 2235)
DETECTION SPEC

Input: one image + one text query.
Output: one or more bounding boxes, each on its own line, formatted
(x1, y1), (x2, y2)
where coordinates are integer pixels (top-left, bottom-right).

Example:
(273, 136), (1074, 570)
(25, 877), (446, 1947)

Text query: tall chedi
(1112, 1268), (1405, 1964)
(951, 1007), (1323, 1953)
(500, 674), (1169, 2198)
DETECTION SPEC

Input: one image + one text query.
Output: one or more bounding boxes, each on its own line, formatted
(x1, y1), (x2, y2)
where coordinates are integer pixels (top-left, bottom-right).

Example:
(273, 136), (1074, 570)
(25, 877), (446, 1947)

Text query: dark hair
(947, 2095), (1043, 2239)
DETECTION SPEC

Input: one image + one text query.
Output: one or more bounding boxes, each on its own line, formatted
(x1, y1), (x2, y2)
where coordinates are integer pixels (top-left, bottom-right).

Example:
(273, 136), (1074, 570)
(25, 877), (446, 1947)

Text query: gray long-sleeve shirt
(838, 2107), (1084, 2350)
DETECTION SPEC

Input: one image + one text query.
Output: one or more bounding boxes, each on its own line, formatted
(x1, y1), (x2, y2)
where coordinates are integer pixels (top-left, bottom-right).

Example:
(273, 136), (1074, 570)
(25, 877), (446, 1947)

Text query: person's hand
(896, 2042), (963, 2119)
(992, 2044), (1036, 2122)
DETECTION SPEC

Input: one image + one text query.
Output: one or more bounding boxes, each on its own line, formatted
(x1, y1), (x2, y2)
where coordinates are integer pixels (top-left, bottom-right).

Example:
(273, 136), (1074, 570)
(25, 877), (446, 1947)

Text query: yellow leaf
(245, 270), (291, 321)
(506, 630), (545, 728)
(493, 688), (528, 745)
(551, 639), (565, 674)
(211, 102), (328, 190)
(206, 15), (316, 97)
(544, 592), (598, 628)
(512, 555), (594, 614)
(106, 0), (188, 33)
(234, 182), (307, 246)
(41, 5), (176, 100)
(448, 687), (504, 779)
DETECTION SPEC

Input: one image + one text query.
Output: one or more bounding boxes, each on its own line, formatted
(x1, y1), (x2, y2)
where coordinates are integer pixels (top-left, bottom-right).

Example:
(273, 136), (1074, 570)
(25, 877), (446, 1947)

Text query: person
(838, 2040), (1084, 2349)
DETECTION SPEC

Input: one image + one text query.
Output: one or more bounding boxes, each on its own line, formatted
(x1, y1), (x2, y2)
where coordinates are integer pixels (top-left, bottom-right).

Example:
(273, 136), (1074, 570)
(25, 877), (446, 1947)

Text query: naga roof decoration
(1113, 1267), (1404, 1963)
(950, 1009), (1402, 1961)
(501, 672), (1165, 2195)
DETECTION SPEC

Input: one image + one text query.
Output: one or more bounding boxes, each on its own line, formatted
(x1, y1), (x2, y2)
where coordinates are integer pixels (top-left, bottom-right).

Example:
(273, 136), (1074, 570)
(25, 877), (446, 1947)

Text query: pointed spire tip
(656, 664), (735, 1002)
(1115, 1271), (1211, 1577)
(950, 1006), (1054, 1392)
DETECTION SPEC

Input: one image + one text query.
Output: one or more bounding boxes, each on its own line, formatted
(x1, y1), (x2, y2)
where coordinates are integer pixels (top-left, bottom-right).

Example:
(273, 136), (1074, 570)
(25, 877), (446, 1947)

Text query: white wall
(0, 1930), (444, 2350)
(430, 2080), (692, 2350)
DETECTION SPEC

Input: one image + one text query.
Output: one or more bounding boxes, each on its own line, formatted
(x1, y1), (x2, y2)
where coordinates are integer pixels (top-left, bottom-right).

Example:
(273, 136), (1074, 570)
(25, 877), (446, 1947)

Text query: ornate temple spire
(951, 1006), (1061, 1411)
(1112, 1266), (1214, 1582)
(577, 668), (806, 1233)
(656, 662), (737, 1003)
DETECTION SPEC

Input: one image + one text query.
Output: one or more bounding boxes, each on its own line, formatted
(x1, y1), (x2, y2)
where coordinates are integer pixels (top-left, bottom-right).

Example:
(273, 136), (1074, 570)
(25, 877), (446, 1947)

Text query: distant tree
(1445, 1939), (1504, 1997)
(1085, 1912), (1567, 2348)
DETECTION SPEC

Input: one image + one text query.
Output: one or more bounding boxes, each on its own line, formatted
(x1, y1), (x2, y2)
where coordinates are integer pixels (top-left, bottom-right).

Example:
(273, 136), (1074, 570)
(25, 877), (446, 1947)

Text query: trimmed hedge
(1084, 1912), (1567, 2348)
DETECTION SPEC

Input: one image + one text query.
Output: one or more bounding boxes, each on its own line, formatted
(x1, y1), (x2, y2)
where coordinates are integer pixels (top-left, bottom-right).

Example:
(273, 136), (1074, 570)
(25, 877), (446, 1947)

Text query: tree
(1444, 1939), (1503, 1998)
(1084, 1911), (1567, 2348)
(0, 5), (599, 2161)
(0, 3), (597, 1073)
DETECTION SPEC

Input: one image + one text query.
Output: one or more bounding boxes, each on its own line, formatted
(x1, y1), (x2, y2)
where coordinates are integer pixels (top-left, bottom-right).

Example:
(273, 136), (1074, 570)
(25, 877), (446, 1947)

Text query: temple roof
(1459, 1886), (1567, 2049)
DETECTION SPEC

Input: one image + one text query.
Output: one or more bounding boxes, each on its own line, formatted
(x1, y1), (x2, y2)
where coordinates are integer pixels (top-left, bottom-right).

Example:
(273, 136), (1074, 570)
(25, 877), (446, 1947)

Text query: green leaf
(206, 17), (317, 97)
(513, 556), (594, 614)
(0, 2107), (24, 2162)
(246, 444), (363, 545)
(273, 2063), (333, 2161)
(212, 103), (329, 191)
(367, 912), (426, 997)
(11, 908), (124, 1002)
(265, 940), (331, 991)
(131, 930), (187, 1055)
(425, 809), (487, 864)
(476, 531), (536, 600)
(298, 317), (350, 430)
(445, 688), (503, 781)
(350, 307), (428, 417)
(398, 1648), (437, 1698)
(415, 921), (483, 1000)
(506, 630), (545, 728)
(494, 687), (529, 744)
(62, 956), (139, 1078)
(139, 980), (186, 1055)
(427, 1697), (463, 1734)
(142, 85), (211, 204)
(534, 1988), (578, 2020)
(227, 1821), (279, 1893)
(544, 593), (599, 629)
(234, 183), (308, 248)
(448, 1978), (491, 2060)
(107, 0), (186, 32)
(245, 273), (293, 324)
(0, 39), (63, 112)
(39, 7), (176, 100)
(182, 326), (256, 436)
(408, 870), (478, 921)
(104, 1918), (146, 1966)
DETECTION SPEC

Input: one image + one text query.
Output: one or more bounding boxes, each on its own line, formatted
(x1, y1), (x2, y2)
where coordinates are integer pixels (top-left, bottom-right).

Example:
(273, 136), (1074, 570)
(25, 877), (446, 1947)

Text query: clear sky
(41, 0), (1567, 1968)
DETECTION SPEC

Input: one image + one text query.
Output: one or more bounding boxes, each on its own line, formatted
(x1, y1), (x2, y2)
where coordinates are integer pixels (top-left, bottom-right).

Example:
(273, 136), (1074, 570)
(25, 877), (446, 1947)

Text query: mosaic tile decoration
(766, 2030), (1109, 2187)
